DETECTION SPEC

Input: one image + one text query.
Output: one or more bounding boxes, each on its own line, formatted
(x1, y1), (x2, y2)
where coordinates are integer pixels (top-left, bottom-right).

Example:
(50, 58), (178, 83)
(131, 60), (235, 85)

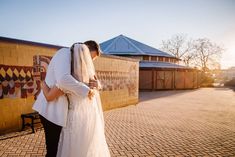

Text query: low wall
(94, 55), (139, 110)
(0, 38), (139, 134)
(0, 39), (59, 134)
(34, 54), (139, 111)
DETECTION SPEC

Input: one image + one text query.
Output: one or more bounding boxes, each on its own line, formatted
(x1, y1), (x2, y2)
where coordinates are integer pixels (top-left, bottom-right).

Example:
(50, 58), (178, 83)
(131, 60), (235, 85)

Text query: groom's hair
(84, 40), (101, 56)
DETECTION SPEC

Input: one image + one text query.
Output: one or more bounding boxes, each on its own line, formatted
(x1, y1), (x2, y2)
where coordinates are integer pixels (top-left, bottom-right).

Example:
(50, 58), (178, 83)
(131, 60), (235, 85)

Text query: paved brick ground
(1, 88), (235, 157)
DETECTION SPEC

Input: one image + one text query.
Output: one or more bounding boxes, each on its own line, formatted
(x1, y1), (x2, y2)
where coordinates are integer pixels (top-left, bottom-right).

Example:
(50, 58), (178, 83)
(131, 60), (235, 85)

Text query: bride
(41, 43), (111, 157)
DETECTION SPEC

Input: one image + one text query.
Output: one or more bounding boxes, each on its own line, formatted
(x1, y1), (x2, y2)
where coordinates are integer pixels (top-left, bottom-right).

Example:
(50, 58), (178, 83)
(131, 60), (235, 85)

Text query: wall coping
(0, 36), (64, 49)
(0, 36), (139, 63)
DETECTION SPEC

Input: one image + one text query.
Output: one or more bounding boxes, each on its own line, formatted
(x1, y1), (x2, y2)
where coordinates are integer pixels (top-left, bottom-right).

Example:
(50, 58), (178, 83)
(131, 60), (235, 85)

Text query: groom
(33, 40), (102, 157)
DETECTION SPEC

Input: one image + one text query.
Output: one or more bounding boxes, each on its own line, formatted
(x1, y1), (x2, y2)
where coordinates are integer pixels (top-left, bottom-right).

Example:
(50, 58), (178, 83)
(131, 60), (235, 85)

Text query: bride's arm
(41, 81), (64, 102)
(41, 81), (95, 101)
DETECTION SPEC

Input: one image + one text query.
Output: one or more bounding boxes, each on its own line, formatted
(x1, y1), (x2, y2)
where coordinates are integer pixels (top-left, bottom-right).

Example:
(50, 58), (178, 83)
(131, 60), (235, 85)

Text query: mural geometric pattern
(0, 64), (36, 99)
(0, 55), (138, 99)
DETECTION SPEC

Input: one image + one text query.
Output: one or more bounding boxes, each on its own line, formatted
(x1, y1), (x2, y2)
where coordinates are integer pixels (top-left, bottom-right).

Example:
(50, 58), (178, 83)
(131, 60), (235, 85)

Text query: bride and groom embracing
(33, 41), (110, 157)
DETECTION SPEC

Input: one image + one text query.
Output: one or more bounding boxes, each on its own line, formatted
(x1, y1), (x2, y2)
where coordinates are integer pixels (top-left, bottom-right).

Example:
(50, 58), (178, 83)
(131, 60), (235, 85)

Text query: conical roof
(100, 34), (175, 58)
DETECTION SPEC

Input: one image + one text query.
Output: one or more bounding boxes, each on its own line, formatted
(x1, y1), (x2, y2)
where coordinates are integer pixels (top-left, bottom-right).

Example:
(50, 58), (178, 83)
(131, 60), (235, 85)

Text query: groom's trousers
(40, 115), (62, 157)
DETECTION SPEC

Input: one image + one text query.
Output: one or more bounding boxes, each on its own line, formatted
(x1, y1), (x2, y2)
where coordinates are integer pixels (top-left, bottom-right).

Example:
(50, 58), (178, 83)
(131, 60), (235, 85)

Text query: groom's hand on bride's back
(88, 79), (98, 89)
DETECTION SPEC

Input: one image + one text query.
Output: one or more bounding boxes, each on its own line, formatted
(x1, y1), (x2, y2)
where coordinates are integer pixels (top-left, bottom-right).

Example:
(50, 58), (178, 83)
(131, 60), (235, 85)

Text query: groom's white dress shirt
(33, 48), (90, 127)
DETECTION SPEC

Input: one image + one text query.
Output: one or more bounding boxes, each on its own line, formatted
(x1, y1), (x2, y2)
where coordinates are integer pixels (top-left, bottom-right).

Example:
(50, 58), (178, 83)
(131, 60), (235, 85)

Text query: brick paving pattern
(1, 88), (235, 157)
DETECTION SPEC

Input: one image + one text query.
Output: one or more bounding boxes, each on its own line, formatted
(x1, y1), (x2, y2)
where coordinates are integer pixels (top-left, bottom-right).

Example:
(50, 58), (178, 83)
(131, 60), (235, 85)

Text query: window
(151, 56), (158, 61)
(158, 57), (163, 62)
(165, 58), (170, 62)
(143, 56), (149, 61)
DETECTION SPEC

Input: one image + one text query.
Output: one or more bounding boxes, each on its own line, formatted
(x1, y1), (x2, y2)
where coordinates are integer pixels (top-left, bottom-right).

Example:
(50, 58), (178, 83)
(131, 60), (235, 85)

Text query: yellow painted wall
(0, 40), (139, 134)
(0, 41), (58, 134)
(0, 41), (58, 66)
(94, 56), (139, 110)
(0, 96), (35, 134)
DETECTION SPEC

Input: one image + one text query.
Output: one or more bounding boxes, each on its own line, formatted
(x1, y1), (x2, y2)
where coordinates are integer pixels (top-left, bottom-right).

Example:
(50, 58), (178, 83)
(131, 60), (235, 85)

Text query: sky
(0, 0), (235, 69)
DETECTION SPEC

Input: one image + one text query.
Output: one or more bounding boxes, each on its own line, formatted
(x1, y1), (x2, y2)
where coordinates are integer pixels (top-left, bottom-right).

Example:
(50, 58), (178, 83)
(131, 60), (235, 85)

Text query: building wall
(0, 40), (139, 134)
(0, 41), (58, 66)
(94, 56), (139, 110)
(139, 70), (153, 89)
(139, 68), (200, 90)
(33, 55), (139, 111)
(0, 41), (58, 134)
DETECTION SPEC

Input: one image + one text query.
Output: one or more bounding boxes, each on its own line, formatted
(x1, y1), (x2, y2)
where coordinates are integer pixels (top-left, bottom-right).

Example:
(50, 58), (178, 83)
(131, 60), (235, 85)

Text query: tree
(161, 35), (224, 70)
(193, 38), (224, 72)
(161, 34), (195, 66)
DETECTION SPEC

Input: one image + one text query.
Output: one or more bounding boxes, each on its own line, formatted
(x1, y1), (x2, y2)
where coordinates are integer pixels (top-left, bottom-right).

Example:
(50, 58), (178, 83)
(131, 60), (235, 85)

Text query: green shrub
(200, 74), (215, 87)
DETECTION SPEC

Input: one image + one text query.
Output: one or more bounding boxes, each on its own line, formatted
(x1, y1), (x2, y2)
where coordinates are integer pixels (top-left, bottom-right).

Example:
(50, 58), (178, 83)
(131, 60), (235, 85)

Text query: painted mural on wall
(32, 55), (52, 98)
(34, 55), (139, 97)
(0, 55), (138, 99)
(97, 64), (138, 97)
(0, 64), (36, 99)
(0, 55), (52, 99)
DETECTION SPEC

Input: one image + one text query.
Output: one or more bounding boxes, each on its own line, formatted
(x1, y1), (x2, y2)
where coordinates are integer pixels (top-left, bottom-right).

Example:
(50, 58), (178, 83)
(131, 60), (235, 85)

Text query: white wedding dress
(56, 92), (110, 157)
(56, 43), (110, 157)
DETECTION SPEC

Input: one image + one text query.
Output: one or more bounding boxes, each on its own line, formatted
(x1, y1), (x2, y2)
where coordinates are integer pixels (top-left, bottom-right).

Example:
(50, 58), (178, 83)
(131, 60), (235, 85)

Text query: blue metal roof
(100, 35), (175, 58)
(140, 61), (192, 69)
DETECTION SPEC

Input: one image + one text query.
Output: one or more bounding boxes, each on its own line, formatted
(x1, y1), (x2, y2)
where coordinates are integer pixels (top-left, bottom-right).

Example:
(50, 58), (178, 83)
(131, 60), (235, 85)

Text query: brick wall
(94, 55), (139, 110)
(0, 40), (139, 134)
(0, 41), (58, 134)
(0, 41), (57, 66)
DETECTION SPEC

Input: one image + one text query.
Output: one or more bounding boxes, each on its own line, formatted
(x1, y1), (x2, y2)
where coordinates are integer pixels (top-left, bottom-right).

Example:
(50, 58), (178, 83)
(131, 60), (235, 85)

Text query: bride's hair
(70, 40), (101, 56)
(84, 40), (101, 56)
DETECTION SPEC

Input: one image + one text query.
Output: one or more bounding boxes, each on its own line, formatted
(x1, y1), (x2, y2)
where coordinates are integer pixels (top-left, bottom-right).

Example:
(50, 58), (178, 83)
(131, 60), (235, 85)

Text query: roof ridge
(122, 35), (145, 54)
(125, 36), (174, 56)
(102, 35), (120, 52)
